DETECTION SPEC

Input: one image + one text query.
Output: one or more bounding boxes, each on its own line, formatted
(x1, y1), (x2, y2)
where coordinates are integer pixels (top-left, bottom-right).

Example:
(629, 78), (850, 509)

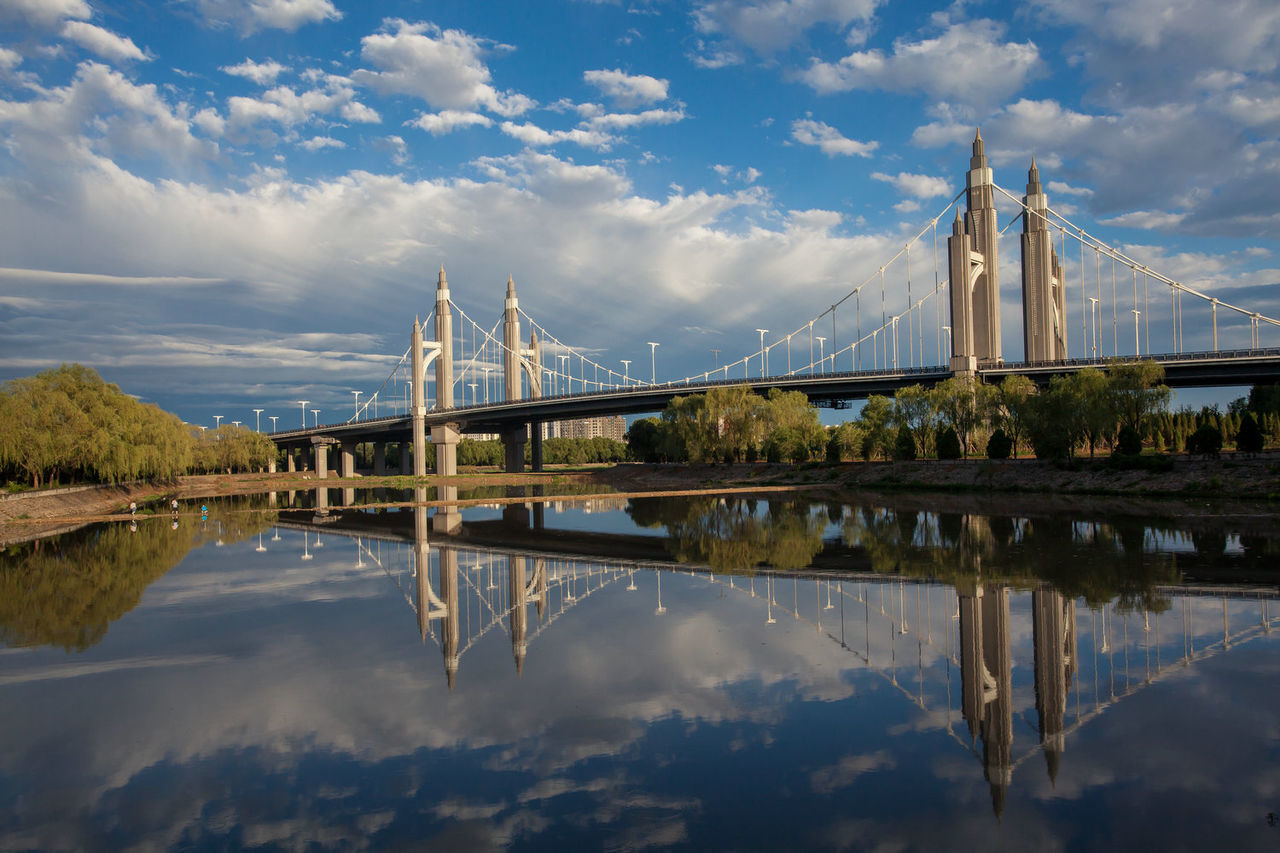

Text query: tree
(626, 417), (666, 462)
(762, 389), (824, 461)
(995, 375), (1036, 458)
(828, 422), (867, 463)
(987, 428), (1012, 460)
(893, 424), (917, 461)
(892, 384), (938, 457)
(1025, 376), (1082, 461)
(858, 395), (894, 460)
(1108, 360), (1170, 438)
(1187, 423), (1223, 456)
(931, 376), (993, 457)
(1236, 413), (1264, 454)
(937, 426), (962, 460)
(1064, 368), (1115, 458)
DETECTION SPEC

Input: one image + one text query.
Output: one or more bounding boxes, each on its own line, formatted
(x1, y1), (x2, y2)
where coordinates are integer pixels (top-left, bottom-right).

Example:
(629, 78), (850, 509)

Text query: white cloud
(801, 19), (1041, 109)
(583, 68), (669, 108)
(353, 19), (534, 117)
(871, 171), (951, 199)
(407, 110), (493, 136)
(298, 135), (344, 151)
(227, 77), (380, 134)
(1098, 210), (1188, 231)
(180, 0), (341, 34)
(790, 118), (877, 157)
(0, 47), (21, 71)
(585, 107), (686, 130)
(60, 21), (149, 63)
(693, 0), (881, 57)
(499, 121), (617, 150)
(0, 0), (89, 27)
(221, 58), (290, 86)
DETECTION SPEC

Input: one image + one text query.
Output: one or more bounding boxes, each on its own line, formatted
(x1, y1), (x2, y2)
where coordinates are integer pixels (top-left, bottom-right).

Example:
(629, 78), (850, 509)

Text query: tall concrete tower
(948, 129), (1002, 373)
(434, 266), (454, 410)
(1021, 160), (1067, 362)
(503, 275), (522, 402)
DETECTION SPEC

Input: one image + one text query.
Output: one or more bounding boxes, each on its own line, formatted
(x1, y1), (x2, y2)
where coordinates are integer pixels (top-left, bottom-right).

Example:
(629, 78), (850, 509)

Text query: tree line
(0, 364), (276, 488)
(628, 361), (1278, 464)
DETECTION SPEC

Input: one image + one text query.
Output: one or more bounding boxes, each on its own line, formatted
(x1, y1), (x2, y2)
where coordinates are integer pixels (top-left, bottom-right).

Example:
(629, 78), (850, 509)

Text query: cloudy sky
(1, 0), (1278, 427)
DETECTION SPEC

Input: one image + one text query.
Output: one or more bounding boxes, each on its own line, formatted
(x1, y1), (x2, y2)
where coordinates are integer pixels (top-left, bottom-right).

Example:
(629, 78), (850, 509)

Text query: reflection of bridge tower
(957, 581), (1012, 818)
(1022, 161), (1068, 362)
(507, 555), (548, 675)
(1032, 586), (1076, 782)
(948, 129), (1002, 375)
(412, 488), (460, 689)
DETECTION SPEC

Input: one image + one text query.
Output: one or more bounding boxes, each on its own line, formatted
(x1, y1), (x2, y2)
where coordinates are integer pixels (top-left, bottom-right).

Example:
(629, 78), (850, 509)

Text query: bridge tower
(948, 129), (1002, 374)
(1021, 160), (1067, 362)
(432, 266), (459, 476)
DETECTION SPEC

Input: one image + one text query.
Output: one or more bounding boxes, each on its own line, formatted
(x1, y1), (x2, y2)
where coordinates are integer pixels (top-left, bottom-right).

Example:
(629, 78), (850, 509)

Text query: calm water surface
(2, 489), (1278, 851)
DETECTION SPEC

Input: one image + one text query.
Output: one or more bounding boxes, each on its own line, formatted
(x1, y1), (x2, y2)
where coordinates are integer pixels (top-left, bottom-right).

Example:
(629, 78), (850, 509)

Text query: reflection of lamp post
(255, 532), (267, 552)
(627, 570), (636, 591)
(301, 531), (312, 561)
(655, 571), (666, 615)
(756, 328), (768, 377)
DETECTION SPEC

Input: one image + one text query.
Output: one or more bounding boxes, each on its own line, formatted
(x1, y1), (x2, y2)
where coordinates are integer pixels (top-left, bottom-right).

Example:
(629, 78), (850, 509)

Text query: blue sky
(1, 0), (1278, 428)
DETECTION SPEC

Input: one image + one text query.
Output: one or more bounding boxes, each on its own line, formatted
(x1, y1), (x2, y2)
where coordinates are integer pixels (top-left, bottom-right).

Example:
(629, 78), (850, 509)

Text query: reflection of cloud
(809, 749), (895, 793)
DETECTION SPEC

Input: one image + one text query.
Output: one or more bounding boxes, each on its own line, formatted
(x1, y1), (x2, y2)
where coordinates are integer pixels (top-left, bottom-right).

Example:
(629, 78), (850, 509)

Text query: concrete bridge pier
(312, 436), (337, 479)
(432, 424), (459, 476)
(340, 441), (356, 478)
(373, 442), (386, 476)
(531, 425), (543, 472)
(286, 447), (297, 473)
(502, 425), (526, 474)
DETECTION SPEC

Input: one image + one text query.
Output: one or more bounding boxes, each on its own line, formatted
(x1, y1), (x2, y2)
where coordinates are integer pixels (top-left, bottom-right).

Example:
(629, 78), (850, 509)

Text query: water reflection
(2, 491), (1277, 850)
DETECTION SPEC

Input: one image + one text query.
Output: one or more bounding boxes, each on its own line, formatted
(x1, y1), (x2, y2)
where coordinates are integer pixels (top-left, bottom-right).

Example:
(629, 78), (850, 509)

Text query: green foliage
(995, 375), (1036, 458)
(893, 424), (917, 461)
(1116, 425), (1143, 456)
(649, 385), (824, 465)
(626, 417), (667, 463)
(1247, 383), (1280, 417)
(937, 426), (962, 460)
(1024, 376), (1079, 461)
(986, 428), (1012, 460)
(1236, 413), (1264, 454)
(1108, 359), (1170, 436)
(1186, 423), (1223, 456)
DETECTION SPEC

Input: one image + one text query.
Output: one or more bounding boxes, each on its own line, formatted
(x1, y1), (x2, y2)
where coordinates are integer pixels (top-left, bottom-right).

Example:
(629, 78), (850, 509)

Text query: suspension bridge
(265, 492), (1279, 819)
(269, 131), (1280, 475)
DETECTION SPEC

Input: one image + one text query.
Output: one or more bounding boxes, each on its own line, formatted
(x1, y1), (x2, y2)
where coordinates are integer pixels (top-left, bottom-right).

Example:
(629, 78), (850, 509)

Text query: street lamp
(468, 382), (478, 405)
(621, 359), (631, 386)
(756, 328), (768, 378)
(213, 415), (223, 429)
(816, 336), (826, 374)
(646, 342), (659, 384)
(269, 415), (278, 432)
(942, 325), (951, 359)
(231, 421), (241, 429)
(1132, 309), (1141, 356)
(1087, 298), (1099, 359)
(557, 354), (569, 395)
(253, 409), (264, 432)
(482, 367), (492, 403)
(311, 408), (320, 428)
(298, 400), (309, 429)
(352, 390), (361, 420)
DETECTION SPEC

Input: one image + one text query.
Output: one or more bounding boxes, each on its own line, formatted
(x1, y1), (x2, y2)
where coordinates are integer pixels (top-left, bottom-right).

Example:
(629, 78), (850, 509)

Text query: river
(1, 488), (1277, 851)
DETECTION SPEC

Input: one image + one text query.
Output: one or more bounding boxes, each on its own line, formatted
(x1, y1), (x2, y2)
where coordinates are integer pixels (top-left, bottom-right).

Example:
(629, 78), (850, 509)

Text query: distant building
(544, 415), (626, 442)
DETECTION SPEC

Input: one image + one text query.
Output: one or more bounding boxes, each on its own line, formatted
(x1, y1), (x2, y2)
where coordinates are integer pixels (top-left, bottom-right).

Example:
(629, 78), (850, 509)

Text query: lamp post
(468, 382), (478, 405)
(756, 328), (768, 378)
(816, 337), (826, 374)
(298, 400), (309, 429)
(269, 415), (278, 432)
(646, 342), (659, 384)
(213, 415), (223, 430)
(352, 390), (361, 420)
(1132, 309), (1141, 356)
(1087, 298), (1099, 359)
(482, 367), (492, 403)
(557, 354), (569, 395)
(253, 409), (263, 432)
(311, 409), (320, 428)
(621, 359), (631, 386)
(231, 421), (241, 429)
(942, 325), (951, 359)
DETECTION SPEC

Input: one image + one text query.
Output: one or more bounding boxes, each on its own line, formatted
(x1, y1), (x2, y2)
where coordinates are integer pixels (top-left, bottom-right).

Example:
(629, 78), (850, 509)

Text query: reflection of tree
(628, 496), (826, 573)
(0, 499), (276, 651)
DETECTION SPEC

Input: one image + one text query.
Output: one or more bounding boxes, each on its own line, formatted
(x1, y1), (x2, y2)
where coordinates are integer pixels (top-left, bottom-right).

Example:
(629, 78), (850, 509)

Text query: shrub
(1116, 425), (1143, 456)
(1186, 423), (1223, 456)
(986, 428), (1012, 460)
(1236, 413), (1264, 454)
(893, 425), (917, 461)
(937, 426), (963, 460)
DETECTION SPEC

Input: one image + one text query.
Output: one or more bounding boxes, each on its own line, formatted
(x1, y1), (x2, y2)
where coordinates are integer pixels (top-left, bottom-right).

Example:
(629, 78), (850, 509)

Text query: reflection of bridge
(273, 496), (1277, 817)
(268, 130), (1280, 476)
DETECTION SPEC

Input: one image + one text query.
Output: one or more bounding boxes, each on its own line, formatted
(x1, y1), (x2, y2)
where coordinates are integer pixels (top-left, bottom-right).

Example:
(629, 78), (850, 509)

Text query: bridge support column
(286, 447), (297, 473)
(412, 318), (427, 478)
(373, 442), (386, 476)
(531, 423), (543, 472)
(340, 442), (356, 478)
(432, 424), (459, 476)
(400, 438), (414, 475)
(502, 425), (527, 473)
(312, 436), (336, 479)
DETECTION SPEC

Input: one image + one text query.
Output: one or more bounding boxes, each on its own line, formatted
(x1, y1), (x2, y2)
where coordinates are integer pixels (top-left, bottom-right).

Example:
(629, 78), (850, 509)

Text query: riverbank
(3, 452), (1278, 546)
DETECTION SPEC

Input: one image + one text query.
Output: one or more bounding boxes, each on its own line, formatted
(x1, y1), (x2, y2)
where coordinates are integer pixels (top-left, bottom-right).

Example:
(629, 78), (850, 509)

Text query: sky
(1, 0), (1278, 429)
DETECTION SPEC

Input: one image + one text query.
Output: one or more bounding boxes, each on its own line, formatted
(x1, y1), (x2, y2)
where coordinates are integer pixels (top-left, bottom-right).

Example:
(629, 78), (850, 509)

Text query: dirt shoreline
(3, 454), (1278, 546)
